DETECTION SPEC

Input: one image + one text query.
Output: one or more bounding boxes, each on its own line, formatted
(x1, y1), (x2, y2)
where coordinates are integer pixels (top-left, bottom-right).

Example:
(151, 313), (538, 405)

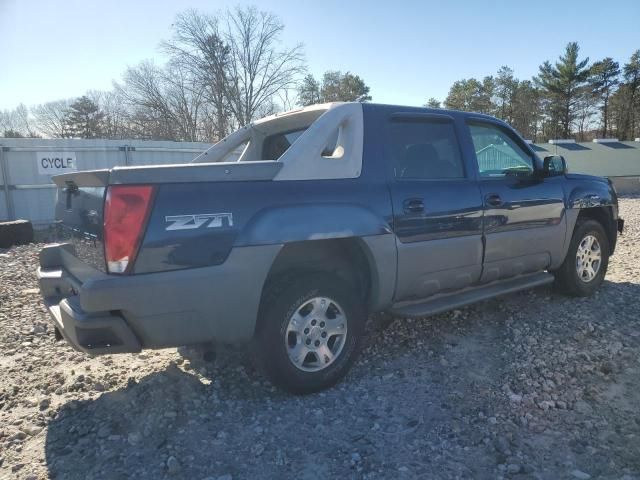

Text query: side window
(468, 123), (534, 177)
(389, 119), (465, 180)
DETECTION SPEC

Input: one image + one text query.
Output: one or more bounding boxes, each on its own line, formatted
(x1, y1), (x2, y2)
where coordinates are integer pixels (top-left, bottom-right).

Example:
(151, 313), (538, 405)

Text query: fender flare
(235, 204), (397, 312)
(557, 182), (618, 266)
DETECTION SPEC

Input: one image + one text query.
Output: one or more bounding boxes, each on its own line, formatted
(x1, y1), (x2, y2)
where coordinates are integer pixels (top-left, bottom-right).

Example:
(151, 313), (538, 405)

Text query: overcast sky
(1, 0), (639, 110)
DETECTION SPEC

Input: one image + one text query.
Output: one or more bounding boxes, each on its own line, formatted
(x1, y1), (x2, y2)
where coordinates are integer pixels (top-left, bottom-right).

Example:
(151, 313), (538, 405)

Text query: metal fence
(0, 138), (213, 225)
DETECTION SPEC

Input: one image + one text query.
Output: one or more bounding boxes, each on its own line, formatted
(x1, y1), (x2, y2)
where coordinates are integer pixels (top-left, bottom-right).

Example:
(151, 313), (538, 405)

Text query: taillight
(104, 185), (154, 274)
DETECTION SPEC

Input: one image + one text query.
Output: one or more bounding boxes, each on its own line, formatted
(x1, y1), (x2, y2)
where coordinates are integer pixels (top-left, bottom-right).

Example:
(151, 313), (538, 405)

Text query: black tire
(0, 220), (34, 248)
(253, 272), (366, 394)
(554, 219), (609, 297)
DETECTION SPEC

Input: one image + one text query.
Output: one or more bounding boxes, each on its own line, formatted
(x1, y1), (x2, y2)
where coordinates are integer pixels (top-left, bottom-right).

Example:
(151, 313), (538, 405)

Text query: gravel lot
(1, 198), (639, 480)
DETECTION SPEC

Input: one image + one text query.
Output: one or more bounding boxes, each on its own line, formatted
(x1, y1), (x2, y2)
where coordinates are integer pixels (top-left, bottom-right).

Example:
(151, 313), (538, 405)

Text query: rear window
(262, 129), (305, 160)
(262, 128), (338, 160)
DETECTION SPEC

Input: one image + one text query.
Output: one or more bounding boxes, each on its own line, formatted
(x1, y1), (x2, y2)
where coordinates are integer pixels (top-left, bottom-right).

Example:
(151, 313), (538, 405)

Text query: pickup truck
(38, 102), (624, 394)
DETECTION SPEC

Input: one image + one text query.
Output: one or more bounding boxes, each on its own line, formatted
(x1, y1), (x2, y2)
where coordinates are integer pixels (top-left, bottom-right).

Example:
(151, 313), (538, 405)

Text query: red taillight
(104, 185), (154, 274)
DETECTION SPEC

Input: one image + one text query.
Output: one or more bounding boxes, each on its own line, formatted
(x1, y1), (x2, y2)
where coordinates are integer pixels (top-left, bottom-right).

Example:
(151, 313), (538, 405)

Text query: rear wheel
(253, 272), (365, 394)
(554, 219), (609, 297)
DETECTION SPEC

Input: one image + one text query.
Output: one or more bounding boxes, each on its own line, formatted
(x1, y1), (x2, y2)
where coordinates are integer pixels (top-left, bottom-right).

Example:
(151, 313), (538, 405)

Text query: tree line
(433, 43), (640, 141)
(0, 6), (371, 143)
(1, 11), (637, 144)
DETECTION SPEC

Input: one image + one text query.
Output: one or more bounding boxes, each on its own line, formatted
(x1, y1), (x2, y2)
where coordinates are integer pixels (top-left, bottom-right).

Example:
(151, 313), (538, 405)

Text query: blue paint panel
(135, 178), (393, 273)
(565, 173), (616, 209)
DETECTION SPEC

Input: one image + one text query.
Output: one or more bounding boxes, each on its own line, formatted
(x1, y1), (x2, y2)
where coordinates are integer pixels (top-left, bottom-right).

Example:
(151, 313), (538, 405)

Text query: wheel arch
(576, 206), (617, 254)
(257, 235), (396, 329)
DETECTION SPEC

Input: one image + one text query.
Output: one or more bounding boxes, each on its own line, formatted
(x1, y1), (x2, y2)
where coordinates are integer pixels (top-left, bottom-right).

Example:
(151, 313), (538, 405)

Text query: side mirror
(543, 155), (567, 177)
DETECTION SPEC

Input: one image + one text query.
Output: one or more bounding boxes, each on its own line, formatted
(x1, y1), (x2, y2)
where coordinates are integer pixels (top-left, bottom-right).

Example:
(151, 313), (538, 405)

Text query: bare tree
(115, 61), (177, 140)
(32, 99), (72, 137)
(0, 104), (37, 137)
(163, 7), (304, 133)
(0, 110), (15, 135)
(16, 104), (37, 137)
(90, 89), (129, 139)
(163, 62), (207, 141)
(277, 87), (298, 111)
(224, 6), (305, 126)
(115, 60), (207, 141)
(162, 9), (232, 140)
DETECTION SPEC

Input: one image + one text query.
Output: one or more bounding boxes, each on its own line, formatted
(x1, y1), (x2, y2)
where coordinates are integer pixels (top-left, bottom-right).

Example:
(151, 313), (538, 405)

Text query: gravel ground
(1, 198), (639, 480)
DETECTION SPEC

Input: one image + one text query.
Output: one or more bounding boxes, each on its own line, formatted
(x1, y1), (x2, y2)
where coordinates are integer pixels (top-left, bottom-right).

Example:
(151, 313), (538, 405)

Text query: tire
(253, 272), (366, 394)
(554, 219), (609, 297)
(0, 220), (34, 248)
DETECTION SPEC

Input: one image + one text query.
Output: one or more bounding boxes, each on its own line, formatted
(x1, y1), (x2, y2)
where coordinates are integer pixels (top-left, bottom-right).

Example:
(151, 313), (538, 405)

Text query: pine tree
(66, 96), (105, 138)
(298, 74), (322, 106)
(425, 98), (441, 108)
(298, 71), (371, 105)
(536, 42), (590, 138)
(589, 58), (620, 137)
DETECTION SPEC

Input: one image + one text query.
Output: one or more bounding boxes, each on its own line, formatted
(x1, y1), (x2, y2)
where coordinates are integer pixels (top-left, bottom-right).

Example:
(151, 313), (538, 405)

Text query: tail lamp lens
(104, 185), (154, 274)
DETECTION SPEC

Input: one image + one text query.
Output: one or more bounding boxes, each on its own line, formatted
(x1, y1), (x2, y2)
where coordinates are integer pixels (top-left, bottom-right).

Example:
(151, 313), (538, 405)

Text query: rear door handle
(403, 198), (424, 213)
(485, 194), (503, 207)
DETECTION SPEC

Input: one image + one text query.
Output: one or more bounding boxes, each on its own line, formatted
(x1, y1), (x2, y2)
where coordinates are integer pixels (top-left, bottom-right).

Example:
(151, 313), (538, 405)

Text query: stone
(167, 456), (180, 474)
(127, 432), (142, 445)
(507, 464), (521, 474)
(570, 470), (591, 480)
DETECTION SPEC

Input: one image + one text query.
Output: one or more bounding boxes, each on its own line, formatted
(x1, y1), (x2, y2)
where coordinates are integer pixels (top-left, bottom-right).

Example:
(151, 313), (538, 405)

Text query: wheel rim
(576, 234), (602, 283)
(285, 296), (348, 372)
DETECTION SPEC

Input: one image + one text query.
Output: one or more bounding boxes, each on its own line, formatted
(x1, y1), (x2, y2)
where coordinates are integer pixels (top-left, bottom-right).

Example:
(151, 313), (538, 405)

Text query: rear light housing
(103, 185), (154, 274)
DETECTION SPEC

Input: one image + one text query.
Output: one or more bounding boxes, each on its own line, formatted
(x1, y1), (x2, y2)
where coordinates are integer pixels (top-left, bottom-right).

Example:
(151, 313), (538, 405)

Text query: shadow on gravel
(44, 280), (639, 479)
(45, 333), (502, 479)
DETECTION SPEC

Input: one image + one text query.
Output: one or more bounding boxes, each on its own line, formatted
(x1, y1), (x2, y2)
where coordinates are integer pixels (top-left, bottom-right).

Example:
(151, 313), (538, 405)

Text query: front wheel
(554, 219), (610, 297)
(253, 273), (366, 394)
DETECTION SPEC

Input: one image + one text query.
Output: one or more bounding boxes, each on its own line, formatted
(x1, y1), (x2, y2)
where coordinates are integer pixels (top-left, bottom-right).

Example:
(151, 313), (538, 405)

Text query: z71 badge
(165, 213), (234, 231)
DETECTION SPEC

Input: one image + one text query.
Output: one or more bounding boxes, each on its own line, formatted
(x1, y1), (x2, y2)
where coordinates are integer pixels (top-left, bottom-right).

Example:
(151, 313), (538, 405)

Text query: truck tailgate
(52, 170), (109, 272)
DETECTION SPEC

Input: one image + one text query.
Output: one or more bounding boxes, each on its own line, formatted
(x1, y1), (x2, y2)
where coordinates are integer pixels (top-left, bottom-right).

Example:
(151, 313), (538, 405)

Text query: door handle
(403, 198), (424, 213)
(485, 193), (503, 207)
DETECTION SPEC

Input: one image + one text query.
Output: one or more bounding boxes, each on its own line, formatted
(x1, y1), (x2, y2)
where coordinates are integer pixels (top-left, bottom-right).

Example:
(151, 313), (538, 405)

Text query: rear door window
(388, 119), (465, 180)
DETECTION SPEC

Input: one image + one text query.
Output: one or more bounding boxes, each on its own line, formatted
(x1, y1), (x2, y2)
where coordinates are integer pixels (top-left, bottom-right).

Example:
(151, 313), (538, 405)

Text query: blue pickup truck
(38, 102), (624, 393)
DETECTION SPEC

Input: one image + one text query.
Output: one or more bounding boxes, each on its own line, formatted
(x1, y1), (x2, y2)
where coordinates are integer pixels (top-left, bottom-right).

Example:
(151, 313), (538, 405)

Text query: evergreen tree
(298, 74), (322, 106)
(444, 77), (494, 114)
(66, 96), (105, 138)
(622, 50), (640, 139)
(320, 71), (371, 102)
(589, 57), (620, 137)
(425, 98), (441, 108)
(298, 71), (371, 105)
(536, 42), (590, 138)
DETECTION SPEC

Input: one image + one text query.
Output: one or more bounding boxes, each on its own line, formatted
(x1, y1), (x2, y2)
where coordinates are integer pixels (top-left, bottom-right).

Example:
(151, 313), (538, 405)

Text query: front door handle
(403, 198), (424, 213)
(485, 193), (503, 207)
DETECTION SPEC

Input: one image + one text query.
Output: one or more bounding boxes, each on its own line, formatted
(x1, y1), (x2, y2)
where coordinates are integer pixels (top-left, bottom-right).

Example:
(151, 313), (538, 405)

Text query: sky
(1, 0), (639, 111)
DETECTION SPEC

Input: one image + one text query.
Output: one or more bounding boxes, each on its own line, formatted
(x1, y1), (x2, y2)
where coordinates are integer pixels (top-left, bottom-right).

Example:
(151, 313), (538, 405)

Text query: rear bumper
(40, 291), (142, 354)
(38, 242), (281, 354)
